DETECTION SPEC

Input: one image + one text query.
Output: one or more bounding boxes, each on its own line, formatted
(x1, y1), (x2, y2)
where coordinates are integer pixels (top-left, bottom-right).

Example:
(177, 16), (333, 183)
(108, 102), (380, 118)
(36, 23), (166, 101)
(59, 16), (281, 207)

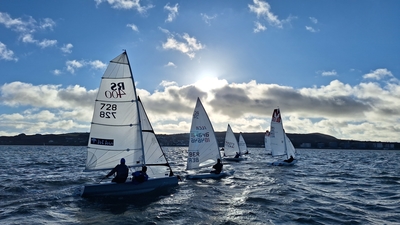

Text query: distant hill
(0, 132), (398, 150)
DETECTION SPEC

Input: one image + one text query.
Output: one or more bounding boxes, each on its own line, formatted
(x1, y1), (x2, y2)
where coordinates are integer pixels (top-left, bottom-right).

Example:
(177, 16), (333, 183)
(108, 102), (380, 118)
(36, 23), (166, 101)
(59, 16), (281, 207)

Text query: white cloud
(165, 62), (177, 68)
(21, 34), (35, 43)
(95, 0), (154, 14)
(164, 3), (179, 22)
(159, 80), (178, 87)
(248, 0), (293, 28)
(52, 69), (62, 75)
(61, 43), (73, 53)
(66, 60), (84, 73)
(0, 12), (34, 33)
(89, 60), (107, 69)
(363, 68), (393, 80)
(127, 23), (139, 32)
(161, 29), (205, 59)
(0, 82), (96, 110)
(159, 27), (170, 35)
(306, 26), (319, 33)
(65, 59), (106, 73)
(38, 39), (57, 48)
(254, 21), (267, 33)
(21, 34), (57, 48)
(310, 17), (318, 24)
(39, 18), (56, 30)
(201, 13), (217, 25)
(0, 42), (18, 61)
(306, 17), (320, 32)
(321, 70), (337, 76)
(1, 12), (58, 48)
(2, 74), (400, 141)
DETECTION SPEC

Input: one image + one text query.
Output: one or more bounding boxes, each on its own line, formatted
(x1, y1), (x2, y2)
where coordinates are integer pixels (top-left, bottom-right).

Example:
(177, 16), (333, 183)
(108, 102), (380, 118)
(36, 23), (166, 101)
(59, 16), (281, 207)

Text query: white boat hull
(81, 176), (178, 197)
(271, 159), (298, 166)
(186, 170), (235, 180)
(223, 157), (247, 162)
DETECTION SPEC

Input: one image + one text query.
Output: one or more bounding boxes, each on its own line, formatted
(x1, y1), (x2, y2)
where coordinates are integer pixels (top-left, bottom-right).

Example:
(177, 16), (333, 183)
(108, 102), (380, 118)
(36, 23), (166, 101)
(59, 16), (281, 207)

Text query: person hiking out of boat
(234, 152), (240, 158)
(105, 158), (129, 183)
(132, 166), (149, 183)
(284, 155), (294, 163)
(210, 158), (223, 174)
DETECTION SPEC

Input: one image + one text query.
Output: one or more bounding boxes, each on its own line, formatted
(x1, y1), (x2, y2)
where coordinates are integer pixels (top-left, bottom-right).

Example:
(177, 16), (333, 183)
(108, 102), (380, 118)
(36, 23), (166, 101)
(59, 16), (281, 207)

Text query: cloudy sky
(1, 0), (399, 142)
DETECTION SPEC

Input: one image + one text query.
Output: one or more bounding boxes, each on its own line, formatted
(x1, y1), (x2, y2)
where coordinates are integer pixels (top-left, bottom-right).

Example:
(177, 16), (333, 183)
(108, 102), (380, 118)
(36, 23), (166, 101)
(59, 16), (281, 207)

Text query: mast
(124, 50), (146, 166)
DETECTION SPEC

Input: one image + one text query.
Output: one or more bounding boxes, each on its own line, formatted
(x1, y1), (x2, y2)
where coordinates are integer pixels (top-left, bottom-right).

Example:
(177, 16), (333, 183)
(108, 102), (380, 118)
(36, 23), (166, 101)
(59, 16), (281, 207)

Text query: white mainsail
(224, 124), (240, 157)
(238, 133), (247, 154)
(270, 108), (295, 158)
(187, 98), (221, 170)
(85, 51), (143, 171)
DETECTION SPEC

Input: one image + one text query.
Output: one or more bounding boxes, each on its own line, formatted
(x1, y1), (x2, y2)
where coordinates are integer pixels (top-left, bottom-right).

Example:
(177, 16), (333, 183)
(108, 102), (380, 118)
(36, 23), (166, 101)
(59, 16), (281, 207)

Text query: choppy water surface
(0, 146), (399, 224)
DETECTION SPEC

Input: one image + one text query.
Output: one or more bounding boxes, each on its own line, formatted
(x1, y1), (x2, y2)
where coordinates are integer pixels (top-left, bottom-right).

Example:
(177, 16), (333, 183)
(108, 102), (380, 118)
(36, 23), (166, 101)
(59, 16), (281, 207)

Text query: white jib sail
(138, 97), (170, 178)
(285, 134), (296, 159)
(270, 108), (287, 157)
(187, 98), (221, 170)
(224, 124), (240, 157)
(85, 52), (144, 171)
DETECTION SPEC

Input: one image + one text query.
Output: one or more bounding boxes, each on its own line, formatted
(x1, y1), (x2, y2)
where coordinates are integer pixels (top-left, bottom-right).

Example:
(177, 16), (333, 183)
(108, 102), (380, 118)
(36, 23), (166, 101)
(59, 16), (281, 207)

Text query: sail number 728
(99, 103), (117, 119)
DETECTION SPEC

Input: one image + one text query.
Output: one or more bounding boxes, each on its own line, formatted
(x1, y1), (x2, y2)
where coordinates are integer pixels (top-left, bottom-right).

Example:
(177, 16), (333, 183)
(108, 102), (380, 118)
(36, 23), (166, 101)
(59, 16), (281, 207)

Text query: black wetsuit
(211, 162), (223, 174)
(107, 164), (129, 183)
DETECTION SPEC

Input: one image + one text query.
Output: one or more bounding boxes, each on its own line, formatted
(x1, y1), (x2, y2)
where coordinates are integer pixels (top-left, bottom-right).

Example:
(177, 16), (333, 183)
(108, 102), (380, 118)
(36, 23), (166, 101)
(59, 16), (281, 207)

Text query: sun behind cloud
(194, 76), (227, 93)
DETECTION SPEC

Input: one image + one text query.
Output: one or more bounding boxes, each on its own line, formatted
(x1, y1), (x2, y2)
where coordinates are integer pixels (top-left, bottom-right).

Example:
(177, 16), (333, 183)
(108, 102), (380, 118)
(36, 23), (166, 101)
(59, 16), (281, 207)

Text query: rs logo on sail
(105, 82), (126, 98)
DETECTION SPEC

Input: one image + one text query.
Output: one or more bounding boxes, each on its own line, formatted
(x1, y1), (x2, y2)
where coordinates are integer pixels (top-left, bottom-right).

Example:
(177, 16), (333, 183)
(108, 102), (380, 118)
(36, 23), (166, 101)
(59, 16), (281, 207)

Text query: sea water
(0, 146), (399, 225)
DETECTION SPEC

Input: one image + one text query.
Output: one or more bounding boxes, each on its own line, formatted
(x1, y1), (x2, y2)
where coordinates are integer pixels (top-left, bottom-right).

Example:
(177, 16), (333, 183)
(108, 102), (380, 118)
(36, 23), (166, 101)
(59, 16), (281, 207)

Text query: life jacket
(132, 171), (148, 182)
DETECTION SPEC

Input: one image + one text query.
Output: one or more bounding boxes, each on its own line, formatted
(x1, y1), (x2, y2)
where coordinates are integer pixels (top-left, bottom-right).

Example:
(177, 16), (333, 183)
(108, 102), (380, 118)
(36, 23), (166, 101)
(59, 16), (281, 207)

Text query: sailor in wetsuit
(210, 158), (223, 174)
(132, 166), (149, 183)
(105, 158), (129, 183)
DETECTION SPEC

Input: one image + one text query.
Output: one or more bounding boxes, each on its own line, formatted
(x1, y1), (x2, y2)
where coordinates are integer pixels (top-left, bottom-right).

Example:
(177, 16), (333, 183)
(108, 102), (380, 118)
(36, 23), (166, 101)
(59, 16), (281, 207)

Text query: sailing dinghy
(81, 51), (178, 197)
(185, 98), (234, 179)
(223, 124), (247, 162)
(269, 108), (297, 166)
(239, 132), (249, 155)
